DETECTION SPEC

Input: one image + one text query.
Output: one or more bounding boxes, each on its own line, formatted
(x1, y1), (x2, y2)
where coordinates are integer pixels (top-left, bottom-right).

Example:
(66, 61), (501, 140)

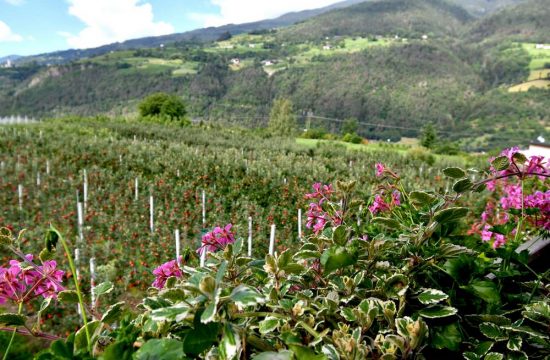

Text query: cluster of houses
(230, 58), (278, 66)
(535, 44), (550, 50)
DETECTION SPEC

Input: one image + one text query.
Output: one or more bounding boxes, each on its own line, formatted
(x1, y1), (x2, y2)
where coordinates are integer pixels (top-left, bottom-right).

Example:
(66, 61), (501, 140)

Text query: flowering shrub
(0, 148), (548, 360)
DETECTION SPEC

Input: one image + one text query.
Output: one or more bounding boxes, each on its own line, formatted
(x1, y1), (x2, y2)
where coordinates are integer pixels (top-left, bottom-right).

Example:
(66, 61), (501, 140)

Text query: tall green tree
(420, 123), (437, 149)
(268, 98), (297, 136)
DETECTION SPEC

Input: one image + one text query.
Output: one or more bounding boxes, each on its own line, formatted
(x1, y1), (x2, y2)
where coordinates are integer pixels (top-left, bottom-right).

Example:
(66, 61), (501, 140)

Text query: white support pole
(175, 229), (181, 266)
(269, 224), (276, 256)
(18, 184), (23, 211)
(46, 160), (50, 175)
(134, 177), (139, 201)
(248, 216), (253, 257)
(201, 190), (206, 227)
(77, 202), (84, 243)
(89, 258), (96, 310)
(36, 172), (41, 187)
(149, 195), (154, 233)
(298, 209), (302, 240)
(83, 169), (88, 209)
(357, 205), (363, 226)
(176, 169), (180, 178)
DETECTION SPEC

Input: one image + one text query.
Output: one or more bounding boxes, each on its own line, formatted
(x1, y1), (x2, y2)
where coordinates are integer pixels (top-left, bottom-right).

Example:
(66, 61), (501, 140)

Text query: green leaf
(58, 290), (80, 304)
(288, 345), (327, 360)
(434, 207), (469, 224)
(0, 313), (27, 326)
(409, 191), (437, 208)
(321, 344), (340, 360)
(332, 226), (348, 246)
(479, 323), (508, 341)
(94, 281), (114, 297)
(465, 280), (501, 304)
(219, 323), (241, 360)
(418, 289), (449, 305)
(201, 301), (217, 324)
(439, 243), (474, 258)
(430, 322), (462, 351)
(491, 156), (509, 171)
(74, 320), (101, 351)
(507, 335), (522, 352)
(259, 317), (280, 334)
(474, 341), (494, 356)
(151, 303), (190, 322)
(463, 352), (480, 360)
(371, 217), (401, 230)
(252, 351), (293, 360)
(320, 246), (358, 274)
(44, 226), (61, 253)
(512, 152), (527, 165)
(293, 250), (321, 260)
(453, 178), (473, 193)
(182, 319), (220, 356)
(134, 339), (184, 360)
(101, 302), (125, 324)
(39, 247), (54, 262)
(484, 353), (503, 360)
(230, 285), (265, 307)
(418, 305), (458, 319)
(443, 167), (467, 179)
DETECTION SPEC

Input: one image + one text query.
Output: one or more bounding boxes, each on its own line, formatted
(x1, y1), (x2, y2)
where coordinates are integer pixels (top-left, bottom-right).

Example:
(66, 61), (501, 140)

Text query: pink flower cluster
(375, 163), (385, 177)
(305, 183), (340, 234)
(481, 225), (506, 249)
(0, 254), (64, 304)
(369, 190), (401, 215)
(490, 147), (549, 178)
(198, 224), (236, 254)
(525, 190), (550, 230)
(152, 257), (183, 289)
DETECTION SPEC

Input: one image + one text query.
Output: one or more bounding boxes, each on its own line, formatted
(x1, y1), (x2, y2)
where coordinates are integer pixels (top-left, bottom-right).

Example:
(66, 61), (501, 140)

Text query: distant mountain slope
(13, 0), (366, 66)
(467, 0), (550, 42)
(278, 0), (473, 41)
(447, 0), (525, 17)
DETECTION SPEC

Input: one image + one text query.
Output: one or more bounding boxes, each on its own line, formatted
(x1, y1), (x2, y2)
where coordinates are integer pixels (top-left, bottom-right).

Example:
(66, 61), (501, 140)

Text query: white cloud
(198, 0), (342, 27)
(0, 20), (23, 42)
(4, 0), (25, 5)
(64, 0), (174, 49)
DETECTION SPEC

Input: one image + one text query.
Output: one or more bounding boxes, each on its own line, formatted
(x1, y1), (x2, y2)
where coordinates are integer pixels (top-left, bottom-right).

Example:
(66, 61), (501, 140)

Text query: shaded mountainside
(448, 0), (525, 17)
(278, 0), (473, 41)
(467, 0), (550, 43)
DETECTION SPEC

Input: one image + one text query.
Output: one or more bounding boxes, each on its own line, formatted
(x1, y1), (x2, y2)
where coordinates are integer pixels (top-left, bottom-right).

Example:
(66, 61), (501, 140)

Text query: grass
(508, 79), (550, 92)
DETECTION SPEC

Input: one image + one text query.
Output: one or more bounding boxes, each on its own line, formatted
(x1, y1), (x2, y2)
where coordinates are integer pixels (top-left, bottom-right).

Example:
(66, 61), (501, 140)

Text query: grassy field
(509, 43), (550, 92)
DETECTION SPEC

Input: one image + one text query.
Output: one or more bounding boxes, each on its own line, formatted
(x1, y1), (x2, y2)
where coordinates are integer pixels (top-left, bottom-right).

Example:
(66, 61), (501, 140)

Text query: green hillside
(279, 0), (473, 41)
(467, 0), (550, 43)
(0, 0), (548, 151)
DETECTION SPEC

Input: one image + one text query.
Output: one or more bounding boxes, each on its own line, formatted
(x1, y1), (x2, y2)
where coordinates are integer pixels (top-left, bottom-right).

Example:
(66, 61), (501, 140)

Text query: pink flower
(0, 254), (64, 303)
(152, 258), (183, 289)
(305, 183), (334, 204)
(306, 202), (328, 234)
(375, 163), (385, 177)
(369, 195), (391, 215)
(392, 191), (401, 206)
(197, 224), (236, 254)
(493, 233), (506, 249)
(481, 225), (493, 242)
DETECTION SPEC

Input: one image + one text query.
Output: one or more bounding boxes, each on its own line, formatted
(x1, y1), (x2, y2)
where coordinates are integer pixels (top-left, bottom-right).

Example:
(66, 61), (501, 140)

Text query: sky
(0, 0), (342, 57)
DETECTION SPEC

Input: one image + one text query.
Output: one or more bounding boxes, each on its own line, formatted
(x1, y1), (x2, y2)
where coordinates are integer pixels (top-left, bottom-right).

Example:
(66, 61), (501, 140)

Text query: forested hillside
(0, 0), (548, 150)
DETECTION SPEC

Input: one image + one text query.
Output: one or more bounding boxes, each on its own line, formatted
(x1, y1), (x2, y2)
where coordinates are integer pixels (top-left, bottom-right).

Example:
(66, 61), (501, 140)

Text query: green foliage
(420, 123), (437, 149)
(268, 98), (297, 136)
(138, 92), (189, 125)
(341, 133), (362, 144)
